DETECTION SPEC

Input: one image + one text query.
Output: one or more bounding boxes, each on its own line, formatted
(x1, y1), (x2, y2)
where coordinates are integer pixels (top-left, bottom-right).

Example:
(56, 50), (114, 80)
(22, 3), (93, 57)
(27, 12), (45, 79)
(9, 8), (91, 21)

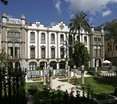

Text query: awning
(103, 60), (111, 64)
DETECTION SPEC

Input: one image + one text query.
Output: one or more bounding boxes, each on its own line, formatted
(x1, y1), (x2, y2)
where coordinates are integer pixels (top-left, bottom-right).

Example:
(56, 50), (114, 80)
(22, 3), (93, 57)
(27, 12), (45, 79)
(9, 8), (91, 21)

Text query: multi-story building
(90, 28), (105, 68)
(0, 13), (105, 71)
(105, 39), (117, 66)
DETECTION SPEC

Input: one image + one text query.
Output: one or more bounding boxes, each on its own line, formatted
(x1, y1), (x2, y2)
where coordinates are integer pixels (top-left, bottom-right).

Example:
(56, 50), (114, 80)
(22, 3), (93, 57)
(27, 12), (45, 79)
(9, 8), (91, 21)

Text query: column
(56, 32), (59, 59)
(47, 30), (49, 59)
(17, 47), (20, 58)
(37, 31), (39, 58)
(13, 43), (15, 59)
(57, 62), (59, 70)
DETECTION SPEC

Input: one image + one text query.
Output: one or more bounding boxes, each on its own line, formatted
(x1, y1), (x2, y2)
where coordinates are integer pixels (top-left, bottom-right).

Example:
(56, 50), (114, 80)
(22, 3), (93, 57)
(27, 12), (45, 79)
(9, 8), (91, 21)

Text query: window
(84, 36), (87, 43)
(93, 49), (97, 57)
(15, 47), (20, 58)
(51, 33), (55, 44)
(115, 45), (117, 51)
(94, 37), (97, 42)
(97, 48), (101, 57)
(8, 47), (13, 58)
(51, 47), (55, 58)
(98, 38), (101, 41)
(8, 47), (20, 59)
(41, 33), (45, 44)
(60, 34), (64, 44)
(7, 31), (20, 42)
(41, 46), (45, 58)
(30, 32), (35, 43)
(30, 46), (35, 59)
(60, 47), (64, 58)
(29, 62), (37, 70)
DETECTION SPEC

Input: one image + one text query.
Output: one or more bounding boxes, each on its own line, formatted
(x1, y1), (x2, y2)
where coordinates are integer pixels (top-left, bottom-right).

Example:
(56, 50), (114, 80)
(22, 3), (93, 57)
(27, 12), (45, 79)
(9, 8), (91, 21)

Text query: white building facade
(0, 13), (104, 71)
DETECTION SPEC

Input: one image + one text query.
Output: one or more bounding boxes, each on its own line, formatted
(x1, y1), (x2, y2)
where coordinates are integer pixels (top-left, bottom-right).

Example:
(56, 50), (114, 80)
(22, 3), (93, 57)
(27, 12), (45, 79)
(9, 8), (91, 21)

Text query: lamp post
(63, 40), (70, 81)
(43, 63), (47, 86)
(81, 65), (85, 85)
(49, 67), (53, 89)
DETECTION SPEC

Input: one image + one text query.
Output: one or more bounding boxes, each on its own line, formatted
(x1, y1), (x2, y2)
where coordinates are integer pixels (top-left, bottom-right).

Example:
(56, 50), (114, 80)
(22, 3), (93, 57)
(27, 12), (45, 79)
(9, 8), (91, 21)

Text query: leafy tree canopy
(72, 41), (90, 67)
(104, 19), (117, 41)
(0, 49), (8, 65)
(69, 12), (91, 36)
(0, 0), (8, 5)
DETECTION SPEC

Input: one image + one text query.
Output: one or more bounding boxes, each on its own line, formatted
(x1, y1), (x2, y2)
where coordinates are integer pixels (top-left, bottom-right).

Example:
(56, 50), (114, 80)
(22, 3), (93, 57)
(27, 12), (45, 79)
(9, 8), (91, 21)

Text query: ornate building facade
(105, 39), (117, 66)
(0, 13), (105, 71)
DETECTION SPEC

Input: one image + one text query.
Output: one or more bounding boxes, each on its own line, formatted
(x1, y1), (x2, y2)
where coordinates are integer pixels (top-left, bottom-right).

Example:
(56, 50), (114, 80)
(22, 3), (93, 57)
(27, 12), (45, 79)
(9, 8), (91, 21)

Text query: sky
(0, 0), (117, 26)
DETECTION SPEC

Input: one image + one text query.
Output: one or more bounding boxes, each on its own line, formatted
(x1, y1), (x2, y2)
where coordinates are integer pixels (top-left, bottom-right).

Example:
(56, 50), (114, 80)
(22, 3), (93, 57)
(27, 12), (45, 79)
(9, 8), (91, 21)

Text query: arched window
(59, 61), (65, 69)
(84, 36), (87, 43)
(30, 32), (35, 43)
(29, 62), (37, 70)
(40, 62), (46, 69)
(30, 46), (35, 59)
(41, 46), (46, 58)
(41, 33), (45, 44)
(60, 47), (64, 58)
(60, 34), (64, 44)
(51, 33), (55, 44)
(51, 46), (55, 58)
(50, 61), (57, 69)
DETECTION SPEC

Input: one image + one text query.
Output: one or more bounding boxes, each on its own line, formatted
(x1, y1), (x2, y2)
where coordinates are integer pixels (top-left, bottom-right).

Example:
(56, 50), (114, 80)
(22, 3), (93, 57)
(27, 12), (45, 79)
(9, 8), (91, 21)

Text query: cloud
(102, 10), (112, 17)
(64, 0), (117, 14)
(53, 0), (62, 13)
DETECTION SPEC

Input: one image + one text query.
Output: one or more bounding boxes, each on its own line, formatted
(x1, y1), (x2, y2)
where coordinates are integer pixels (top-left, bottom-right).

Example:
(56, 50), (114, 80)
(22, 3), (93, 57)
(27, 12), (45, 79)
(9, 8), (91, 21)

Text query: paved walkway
(50, 78), (83, 96)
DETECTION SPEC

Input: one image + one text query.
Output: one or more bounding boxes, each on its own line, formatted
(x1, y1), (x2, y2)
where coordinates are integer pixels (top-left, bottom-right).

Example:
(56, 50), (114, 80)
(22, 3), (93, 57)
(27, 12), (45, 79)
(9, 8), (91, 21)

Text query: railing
(26, 69), (68, 79)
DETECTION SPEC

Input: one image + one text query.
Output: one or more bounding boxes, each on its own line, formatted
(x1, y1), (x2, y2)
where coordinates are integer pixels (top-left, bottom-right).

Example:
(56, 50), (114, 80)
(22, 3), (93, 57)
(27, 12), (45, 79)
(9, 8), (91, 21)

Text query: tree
(69, 12), (90, 41)
(73, 41), (90, 68)
(0, 50), (26, 103)
(68, 12), (90, 68)
(104, 19), (117, 40)
(0, 0), (8, 5)
(104, 19), (117, 57)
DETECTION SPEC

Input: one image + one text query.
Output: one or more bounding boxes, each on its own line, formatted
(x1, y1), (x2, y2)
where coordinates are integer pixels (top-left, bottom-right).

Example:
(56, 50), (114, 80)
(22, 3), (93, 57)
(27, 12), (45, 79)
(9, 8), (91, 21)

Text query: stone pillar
(43, 63), (47, 85)
(81, 65), (85, 85)
(13, 43), (15, 59)
(57, 62), (59, 70)
(37, 31), (39, 58)
(56, 32), (59, 59)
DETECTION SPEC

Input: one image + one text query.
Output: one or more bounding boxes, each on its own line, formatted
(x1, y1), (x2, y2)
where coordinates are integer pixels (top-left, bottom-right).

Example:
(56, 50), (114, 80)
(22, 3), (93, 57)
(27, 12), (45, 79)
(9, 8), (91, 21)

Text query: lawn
(84, 77), (114, 94)
(25, 82), (44, 92)
(70, 77), (115, 94)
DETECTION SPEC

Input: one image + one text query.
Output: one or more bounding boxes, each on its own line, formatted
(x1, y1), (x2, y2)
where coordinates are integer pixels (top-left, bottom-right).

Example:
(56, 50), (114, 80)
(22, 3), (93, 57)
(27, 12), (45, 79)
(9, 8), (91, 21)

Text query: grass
(70, 77), (115, 94)
(25, 82), (44, 92)
(84, 77), (114, 94)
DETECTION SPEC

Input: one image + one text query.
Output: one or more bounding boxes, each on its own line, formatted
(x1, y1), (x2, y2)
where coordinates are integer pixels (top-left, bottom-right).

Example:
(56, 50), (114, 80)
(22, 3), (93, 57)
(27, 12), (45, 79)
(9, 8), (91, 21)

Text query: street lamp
(62, 40), (69, 78)
(43, 63), (47, 86)
(49, 67), (53, 89)
(81, 65), (85, 85)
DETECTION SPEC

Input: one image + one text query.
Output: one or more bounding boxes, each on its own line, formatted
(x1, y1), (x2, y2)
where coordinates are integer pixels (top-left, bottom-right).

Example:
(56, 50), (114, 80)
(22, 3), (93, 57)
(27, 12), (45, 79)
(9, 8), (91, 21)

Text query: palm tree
(68, 12), (91, 67)
(0, 0), (8, 5)
(69, 12), (90, 42)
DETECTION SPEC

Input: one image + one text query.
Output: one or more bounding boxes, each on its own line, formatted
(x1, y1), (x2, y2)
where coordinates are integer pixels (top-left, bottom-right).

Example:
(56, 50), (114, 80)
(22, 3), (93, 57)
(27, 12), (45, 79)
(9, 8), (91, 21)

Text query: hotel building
(0, 13), (105, 71)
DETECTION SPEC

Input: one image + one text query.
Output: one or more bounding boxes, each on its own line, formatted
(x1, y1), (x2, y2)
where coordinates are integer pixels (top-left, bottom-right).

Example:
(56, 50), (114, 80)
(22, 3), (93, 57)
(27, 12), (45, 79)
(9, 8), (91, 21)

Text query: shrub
(35, 66), (43, 70)
(69, 77), (80, 85)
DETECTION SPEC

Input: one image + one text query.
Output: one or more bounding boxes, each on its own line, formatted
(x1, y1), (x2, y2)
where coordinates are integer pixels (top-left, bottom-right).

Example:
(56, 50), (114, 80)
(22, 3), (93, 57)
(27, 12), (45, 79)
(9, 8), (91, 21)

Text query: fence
(26, 69), (68, 79)
(0, 64), (26, 104)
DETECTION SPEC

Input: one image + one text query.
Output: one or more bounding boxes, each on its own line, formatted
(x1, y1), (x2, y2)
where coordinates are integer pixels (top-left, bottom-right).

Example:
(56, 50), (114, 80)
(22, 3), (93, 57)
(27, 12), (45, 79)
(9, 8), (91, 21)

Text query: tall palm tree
(69, 12), (91, 42)
(68, 12), (91, 67)
(0, 0), (8, 5)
